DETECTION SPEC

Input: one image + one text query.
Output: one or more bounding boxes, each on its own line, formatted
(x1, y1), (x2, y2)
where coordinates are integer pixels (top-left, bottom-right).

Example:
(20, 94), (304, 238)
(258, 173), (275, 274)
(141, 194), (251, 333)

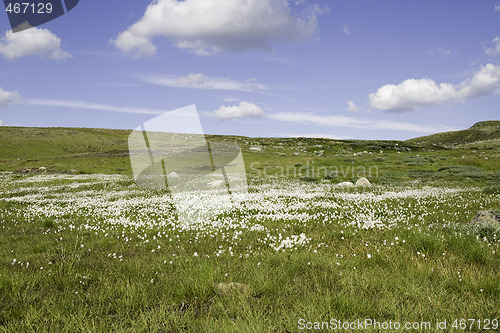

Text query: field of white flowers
(2, 173), (498, 260)
(1, 173), (499, 331)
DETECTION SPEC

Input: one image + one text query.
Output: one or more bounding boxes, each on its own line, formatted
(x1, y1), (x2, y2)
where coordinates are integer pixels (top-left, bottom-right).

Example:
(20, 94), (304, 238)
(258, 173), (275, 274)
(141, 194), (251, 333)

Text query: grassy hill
(0, 123), (499, 331)
(0, 126), (131, 173)
(0, 126), (407, 174)
(406, 120), (500, 148)
(0, 123), (499, 187)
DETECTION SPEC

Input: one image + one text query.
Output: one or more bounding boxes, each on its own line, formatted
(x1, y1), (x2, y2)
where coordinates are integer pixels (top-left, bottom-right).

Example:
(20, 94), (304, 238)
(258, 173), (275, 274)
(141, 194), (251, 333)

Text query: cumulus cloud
(347, 101), (360, 112)
(111, 0), (326, 57)
(0, 87), (20, 107)
(0, 26), (71, 60)
(485, 37), (500, 56)
(268, 111), (456, 134)
(495, 5), (500, 12)
(142, 73), (265, 92)
(214, 102), (264, 120)
(369, 63), (500, 112)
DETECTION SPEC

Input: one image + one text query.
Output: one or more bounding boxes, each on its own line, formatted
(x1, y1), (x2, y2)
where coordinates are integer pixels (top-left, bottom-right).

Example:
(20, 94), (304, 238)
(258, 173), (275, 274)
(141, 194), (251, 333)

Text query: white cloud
(0, 87), (20, 107)
(495, 5), (500, 12)
(21, 99), (167, 115)
(0, 26), (71, 60)
(142, 73), (265, 92)
(369, 78), (456, 112)
(214, 102), (264, 120)
(426, 47), (451, 56)
(347, 101), (360, 112)
(485, 37), (500, 56)
(111, 0), (326, 57)
(369, 63), (500, 112)
(268, 111), (456, 134)
(458, 63), (500, 99)
(342, 23), (351, 36)
(0, 119), (3, 126)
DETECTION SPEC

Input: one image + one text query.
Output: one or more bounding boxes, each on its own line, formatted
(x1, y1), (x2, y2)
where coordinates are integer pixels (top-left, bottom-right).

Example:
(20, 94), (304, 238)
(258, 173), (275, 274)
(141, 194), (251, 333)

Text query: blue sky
(0, 0), (499, 140)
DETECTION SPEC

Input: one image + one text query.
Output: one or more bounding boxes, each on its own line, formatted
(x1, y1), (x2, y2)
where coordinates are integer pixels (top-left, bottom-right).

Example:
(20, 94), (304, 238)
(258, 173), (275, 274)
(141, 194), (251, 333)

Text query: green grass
(407, 120), (500, 148)
(0, 124), (499, 331)
(1, 124), (499, 186)
(1, 174), (499, 332)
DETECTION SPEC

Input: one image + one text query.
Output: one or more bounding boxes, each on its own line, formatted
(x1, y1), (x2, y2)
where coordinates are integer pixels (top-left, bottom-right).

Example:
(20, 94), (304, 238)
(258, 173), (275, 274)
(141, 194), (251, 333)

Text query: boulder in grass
(167, 172), (180, 179)
(249, 146), (262, 151)
(207, 180), (225, 188)
(470, 210), (500, 228)
(356, 177), (371, 187)
(215, 282), (250, 297)
(337, 181), (354, 187)
(39, 167), (47, 172)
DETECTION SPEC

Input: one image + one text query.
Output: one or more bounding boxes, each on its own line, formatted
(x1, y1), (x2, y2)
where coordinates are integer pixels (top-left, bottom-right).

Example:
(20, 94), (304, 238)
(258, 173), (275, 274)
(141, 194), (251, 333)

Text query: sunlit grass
(0, 174), (498, 331)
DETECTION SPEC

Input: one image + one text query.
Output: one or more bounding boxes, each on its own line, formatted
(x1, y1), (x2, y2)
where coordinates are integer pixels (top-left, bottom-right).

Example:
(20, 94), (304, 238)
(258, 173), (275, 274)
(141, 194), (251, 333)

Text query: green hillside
(0, 126), (403, 174)
(0, 126), (132, 174)
(406, 120), (500, 148)
(0, 123), (498, 187)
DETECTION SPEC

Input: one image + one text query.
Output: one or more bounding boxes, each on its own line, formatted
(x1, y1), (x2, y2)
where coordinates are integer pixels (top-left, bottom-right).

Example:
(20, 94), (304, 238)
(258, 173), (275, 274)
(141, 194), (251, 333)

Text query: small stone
(470, 210), (500, 227)
(355, 177), (371, 186)
(337, 181), (354, 187)
(215, 282), (250, 297)
(207, 180), (225, 188)
(167, 172), (180, 179)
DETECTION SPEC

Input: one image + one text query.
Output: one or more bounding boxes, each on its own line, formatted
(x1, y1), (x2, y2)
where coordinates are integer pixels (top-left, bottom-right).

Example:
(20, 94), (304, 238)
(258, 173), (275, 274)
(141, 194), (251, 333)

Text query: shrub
(454, 222), (500, 243)
(324, 172), (337, 180)
(438, 165), (489, 179)
(42, 219), (55, 228)
(483, 185), (500, 195)
(300, 176), (317, 182)
(438, 165), (483, 173)
(366, 145), (382, 152)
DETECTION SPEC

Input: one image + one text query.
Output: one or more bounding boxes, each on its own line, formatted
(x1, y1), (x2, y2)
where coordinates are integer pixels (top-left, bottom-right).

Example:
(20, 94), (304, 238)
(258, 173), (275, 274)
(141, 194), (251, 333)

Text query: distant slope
(0, 126), (131, 159)
(0, 127), (132, 173)
(0, 122), (498, 175)
(406, 121), (500, 148)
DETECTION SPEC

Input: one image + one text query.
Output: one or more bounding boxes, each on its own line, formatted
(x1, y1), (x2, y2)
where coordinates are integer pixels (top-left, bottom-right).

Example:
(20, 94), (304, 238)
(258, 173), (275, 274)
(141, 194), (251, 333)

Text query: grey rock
(470, 210), (500, 227)
(215, 282), (250, 297)
(337, 181), (354, 187)
(355, 177), (371, 186)
(167, 172), (180, 179)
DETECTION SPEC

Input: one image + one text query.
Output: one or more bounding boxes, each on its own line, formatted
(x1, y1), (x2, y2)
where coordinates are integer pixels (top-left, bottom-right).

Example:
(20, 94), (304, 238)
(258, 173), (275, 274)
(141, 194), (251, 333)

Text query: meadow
(0, 124), (499, 332)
